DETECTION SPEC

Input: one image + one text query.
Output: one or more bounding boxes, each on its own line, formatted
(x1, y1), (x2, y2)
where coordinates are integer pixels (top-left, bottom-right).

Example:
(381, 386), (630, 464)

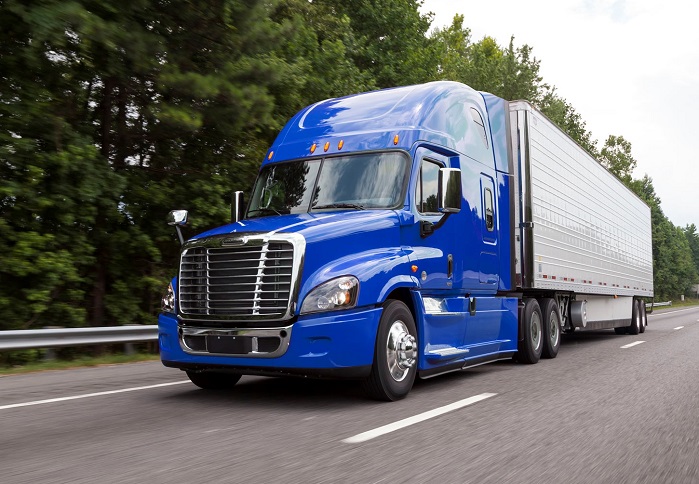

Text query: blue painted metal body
(159, 81), (520, 378)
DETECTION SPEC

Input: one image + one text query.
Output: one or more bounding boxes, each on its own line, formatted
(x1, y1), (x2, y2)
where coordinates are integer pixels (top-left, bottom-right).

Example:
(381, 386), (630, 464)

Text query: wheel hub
(386, 321), (416, 381)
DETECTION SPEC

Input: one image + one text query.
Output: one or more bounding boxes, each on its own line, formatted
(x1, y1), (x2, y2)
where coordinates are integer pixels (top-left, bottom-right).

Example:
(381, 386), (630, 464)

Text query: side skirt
(418, 352), (516, 379)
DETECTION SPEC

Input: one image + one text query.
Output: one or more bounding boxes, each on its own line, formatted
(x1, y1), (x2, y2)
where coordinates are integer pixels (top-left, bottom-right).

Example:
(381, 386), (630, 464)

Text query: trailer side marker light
(267, 151), (274, 160)
(338, 140), (344, 150)
(393, 134), (399, 145)
(411, 265), (418, 273)
(324, 142), (330, 152)
(310, 143), (317, 154)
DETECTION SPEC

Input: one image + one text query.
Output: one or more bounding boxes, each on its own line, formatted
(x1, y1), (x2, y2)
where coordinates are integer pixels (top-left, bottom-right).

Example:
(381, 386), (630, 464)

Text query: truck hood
(191, 210), (401, 245)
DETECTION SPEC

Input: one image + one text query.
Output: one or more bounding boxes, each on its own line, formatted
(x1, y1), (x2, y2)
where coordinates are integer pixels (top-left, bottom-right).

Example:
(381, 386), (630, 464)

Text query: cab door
(402, 148), (460, 292)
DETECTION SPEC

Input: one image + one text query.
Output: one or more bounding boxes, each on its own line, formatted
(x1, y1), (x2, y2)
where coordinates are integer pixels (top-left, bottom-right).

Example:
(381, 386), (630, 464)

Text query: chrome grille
(178, 241), (294, 319)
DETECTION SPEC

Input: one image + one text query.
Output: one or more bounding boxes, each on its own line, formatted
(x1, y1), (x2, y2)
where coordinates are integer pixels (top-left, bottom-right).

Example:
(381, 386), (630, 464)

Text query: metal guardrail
(0, 302), (678, 351)
(0, 325), (158, 351)
(647, 301), (671, 308)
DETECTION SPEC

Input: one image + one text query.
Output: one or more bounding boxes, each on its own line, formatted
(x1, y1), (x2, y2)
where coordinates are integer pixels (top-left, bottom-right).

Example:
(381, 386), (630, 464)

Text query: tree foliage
(0, 2), (696, 331)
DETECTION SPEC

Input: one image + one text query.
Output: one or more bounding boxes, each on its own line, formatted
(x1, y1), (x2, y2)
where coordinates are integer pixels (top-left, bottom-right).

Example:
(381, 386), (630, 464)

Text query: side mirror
(167, 210), (188, 245)
(438, 168), (461, 213)
(167, 210), (188, 226)
(231, 191), (245, 223)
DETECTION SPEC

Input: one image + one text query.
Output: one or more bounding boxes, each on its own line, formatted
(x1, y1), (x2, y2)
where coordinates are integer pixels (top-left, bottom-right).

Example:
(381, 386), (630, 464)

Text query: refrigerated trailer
(510, 100), (653, 331)
(158, 81), (653, 400)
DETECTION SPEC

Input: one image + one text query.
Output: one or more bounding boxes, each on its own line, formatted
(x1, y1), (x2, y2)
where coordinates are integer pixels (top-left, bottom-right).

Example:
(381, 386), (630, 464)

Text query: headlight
(161, 282), (175, 313)
(300, 276), (359, 314)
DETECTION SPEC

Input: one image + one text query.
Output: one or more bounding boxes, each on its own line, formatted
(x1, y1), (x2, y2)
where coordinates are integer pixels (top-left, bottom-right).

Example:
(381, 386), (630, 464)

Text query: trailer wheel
(362, 300), (417, 401)
(186, 371), (241, 390)
(628, 300), (641, 335)
(517, 299), (543, 364)
(540, 298), (561, 359)
(639, 301), (647, 334)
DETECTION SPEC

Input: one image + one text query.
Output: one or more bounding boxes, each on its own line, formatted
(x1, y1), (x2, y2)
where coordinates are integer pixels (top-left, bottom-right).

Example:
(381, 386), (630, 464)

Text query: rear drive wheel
(362, 300), (418, 401)
(186, 371), (242, 390)
(517, 299), (543, 364)
(628, 299), (641, 335)
(639, 301), (647, 334)
(540, 298), (561, 359)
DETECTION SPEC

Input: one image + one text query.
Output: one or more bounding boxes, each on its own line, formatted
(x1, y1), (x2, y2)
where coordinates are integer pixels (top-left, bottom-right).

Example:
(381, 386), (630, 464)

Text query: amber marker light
(411, 265), (418, 273)
(310, 143), (317, 154)
(338, 140), (344, 150)
(324, 141), (330, 152)
(393, 134), (399, 145)
(267, 151), (274, 160)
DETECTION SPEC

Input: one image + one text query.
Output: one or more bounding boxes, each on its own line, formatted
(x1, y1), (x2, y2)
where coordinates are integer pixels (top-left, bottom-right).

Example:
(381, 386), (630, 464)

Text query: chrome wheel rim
(549, 310), (560, 347)
(386, 320), (416, 382)
(531, 311), (542, 351)
(636, 304), (641, 331)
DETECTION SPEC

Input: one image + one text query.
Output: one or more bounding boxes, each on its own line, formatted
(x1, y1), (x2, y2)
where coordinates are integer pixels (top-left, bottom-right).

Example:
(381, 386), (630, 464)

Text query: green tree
(539, 92), (598, 156)
(629, 176), (698, 300)
(431, 14), (472, 82)
(319, 0), (435, 87)
(0, 1), (124, 329)
(684, 224), (699, 292)
(599, 135), (636, 183)
(0, 0), (304, 329)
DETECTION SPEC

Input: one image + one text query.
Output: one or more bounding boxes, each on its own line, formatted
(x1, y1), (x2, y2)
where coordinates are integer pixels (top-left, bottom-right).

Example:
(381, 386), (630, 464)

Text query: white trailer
(510, 101), (653, 332)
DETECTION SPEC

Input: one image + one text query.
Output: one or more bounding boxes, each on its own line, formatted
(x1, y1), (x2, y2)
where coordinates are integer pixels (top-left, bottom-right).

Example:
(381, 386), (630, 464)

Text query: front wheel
(362, 300), (418, 401)
(186, 370), (242, 390)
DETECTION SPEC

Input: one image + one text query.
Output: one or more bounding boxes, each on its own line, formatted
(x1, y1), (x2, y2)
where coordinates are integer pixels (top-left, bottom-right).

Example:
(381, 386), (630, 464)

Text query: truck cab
(159, 82), (525, 400)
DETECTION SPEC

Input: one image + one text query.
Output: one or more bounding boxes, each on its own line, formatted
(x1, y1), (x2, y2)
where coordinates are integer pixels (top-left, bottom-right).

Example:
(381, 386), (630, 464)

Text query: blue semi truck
(159, 81), (653, 400)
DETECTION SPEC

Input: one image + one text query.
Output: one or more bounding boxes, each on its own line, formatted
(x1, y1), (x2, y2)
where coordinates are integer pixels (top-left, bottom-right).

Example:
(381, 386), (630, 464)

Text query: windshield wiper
(312, 203), (365, 211)
(247, 207), (290, 218)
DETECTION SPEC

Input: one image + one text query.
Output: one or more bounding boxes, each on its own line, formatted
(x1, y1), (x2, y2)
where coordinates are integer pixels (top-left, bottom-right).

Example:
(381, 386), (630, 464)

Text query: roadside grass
(0, 352), (159, 376)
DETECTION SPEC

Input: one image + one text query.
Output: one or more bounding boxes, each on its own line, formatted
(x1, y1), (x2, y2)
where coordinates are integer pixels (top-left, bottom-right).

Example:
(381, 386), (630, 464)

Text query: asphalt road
(1, 307), (698, 484)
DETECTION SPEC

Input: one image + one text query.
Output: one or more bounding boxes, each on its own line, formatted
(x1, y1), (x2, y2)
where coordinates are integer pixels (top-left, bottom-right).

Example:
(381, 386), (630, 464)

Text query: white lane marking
(342, 393), (496, 444)
(649, 307), (699, 317)
(620, 341), (646, 349)
(0, 381), (189, 411)
(674, 326), (685, 330)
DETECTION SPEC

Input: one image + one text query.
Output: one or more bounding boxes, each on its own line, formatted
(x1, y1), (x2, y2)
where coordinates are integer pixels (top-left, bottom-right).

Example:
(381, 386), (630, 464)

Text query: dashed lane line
(0, 381), (190, 411)
(342, 393), (497, 444)
(674, 326), (685, 330)
(620, 341), (646, 349)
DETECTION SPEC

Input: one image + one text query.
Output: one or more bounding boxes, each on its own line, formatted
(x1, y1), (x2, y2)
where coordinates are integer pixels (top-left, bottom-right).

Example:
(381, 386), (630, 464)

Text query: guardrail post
(42, 326), (62, 361)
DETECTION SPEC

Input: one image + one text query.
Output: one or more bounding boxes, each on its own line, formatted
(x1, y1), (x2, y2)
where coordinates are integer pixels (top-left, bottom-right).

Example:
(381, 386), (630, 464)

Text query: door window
(416, 159), (441, 214)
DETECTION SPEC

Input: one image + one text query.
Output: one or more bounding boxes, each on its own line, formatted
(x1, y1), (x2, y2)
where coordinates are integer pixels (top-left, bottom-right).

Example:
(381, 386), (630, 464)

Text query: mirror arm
(175, 226), (185, 246)
(420, 213), (452, 238)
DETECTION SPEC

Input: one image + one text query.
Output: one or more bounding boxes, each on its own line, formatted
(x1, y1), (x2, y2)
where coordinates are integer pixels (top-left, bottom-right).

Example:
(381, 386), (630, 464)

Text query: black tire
(639, 301), (647, 334)
(186, 370), (242, 390)
(517, 299), (543, 364)
(540, 298), (561, 359)
(362, 300), (418, 401)
(628, 299), (641, 335)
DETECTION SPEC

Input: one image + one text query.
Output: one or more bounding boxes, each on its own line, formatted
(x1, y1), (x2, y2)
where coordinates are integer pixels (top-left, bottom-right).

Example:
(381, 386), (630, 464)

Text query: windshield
(246, 152), (409, 218)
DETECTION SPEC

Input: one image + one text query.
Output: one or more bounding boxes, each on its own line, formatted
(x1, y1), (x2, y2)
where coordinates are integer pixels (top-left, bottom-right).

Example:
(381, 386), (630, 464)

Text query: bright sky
(421, 0), (699, 228)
